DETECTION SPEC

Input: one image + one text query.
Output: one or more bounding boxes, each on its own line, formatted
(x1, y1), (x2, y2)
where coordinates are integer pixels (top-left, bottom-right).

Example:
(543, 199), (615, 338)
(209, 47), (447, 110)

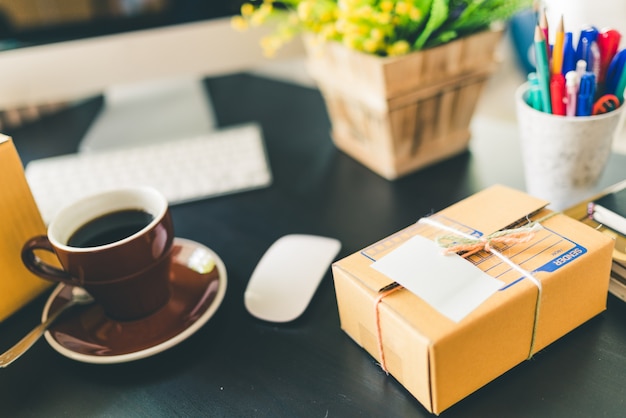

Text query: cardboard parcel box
(332, 185), (614, 414)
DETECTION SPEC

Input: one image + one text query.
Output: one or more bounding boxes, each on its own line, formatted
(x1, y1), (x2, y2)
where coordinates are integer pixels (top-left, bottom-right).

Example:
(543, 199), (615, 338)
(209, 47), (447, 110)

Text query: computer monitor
(0, 1), (304, 151)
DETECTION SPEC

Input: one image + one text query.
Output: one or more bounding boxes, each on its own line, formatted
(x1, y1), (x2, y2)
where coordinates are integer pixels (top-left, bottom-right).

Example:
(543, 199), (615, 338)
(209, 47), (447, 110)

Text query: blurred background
(0, 0), (625, 154)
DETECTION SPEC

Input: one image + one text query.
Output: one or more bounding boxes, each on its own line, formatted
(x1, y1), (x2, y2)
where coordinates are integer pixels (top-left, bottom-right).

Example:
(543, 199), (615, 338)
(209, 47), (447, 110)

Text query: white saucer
(41, 238), (227, 364)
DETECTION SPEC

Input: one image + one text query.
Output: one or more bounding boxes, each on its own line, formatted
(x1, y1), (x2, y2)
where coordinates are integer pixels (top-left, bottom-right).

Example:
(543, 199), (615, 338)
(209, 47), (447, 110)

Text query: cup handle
(21, 235), (79, 286)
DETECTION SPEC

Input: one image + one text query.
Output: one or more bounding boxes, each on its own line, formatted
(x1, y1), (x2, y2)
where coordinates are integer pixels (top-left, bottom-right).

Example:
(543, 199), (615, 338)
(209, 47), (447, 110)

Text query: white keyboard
(26, 123), (272, 223)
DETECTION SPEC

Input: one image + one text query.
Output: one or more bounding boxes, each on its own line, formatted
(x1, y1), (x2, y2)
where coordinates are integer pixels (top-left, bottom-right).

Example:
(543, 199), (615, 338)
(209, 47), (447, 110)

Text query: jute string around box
(374, 214), (556, 373)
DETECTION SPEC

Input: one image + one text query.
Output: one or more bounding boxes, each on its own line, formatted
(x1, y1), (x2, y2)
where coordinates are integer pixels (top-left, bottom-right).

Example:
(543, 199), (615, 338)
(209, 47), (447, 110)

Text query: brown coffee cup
(22, 186), (174, 320)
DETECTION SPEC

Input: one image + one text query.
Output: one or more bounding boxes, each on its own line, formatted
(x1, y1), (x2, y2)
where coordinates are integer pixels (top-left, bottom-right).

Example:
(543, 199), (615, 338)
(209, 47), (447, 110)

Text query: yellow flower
(370, 28), (385, 41)
(259, 3), (274, 14)
(344, 22), (368, 37)
(362, 38), (380, 54)
(250, 13), (265, 26)
(342, 33), (361, 51)
(234, 0), (530, 57)
(380, 1), (394, 13)
(240, 3), (255, 18)
(395, 2), (409, 15)
(338, 0), (359, 12)
(387, 40), (410, 56)
(260, 36), (282, 57)
(408, 5), (422, 21)
(355, 5), (373, 19)
(320, 24), (339, 41)
(230, 15), (248, 31)
(319, 10), (335, 23)
(375, 12), (392, 25)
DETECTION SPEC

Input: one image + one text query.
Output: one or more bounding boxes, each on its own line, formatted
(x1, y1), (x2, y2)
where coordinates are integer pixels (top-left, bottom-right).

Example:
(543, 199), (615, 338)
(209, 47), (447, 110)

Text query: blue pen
(576, 26), (599, 62)
(605, 49), (626, 95)
(562, 32), (576, 74)
(614, 56), (626, 103)
(577, 72), (596, 116)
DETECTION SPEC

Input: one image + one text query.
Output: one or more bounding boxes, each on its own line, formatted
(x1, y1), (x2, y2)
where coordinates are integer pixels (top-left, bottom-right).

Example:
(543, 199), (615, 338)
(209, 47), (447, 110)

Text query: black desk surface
(3, 74), (626, 417)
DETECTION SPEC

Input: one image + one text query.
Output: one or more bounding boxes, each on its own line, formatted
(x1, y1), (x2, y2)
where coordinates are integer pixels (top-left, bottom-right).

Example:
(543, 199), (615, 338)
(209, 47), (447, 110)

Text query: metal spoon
(0, 286), (94, 367)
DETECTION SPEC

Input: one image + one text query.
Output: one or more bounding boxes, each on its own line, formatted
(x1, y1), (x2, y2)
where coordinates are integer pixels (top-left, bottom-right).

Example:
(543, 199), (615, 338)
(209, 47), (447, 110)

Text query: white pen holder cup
(515, 83), (626, 210)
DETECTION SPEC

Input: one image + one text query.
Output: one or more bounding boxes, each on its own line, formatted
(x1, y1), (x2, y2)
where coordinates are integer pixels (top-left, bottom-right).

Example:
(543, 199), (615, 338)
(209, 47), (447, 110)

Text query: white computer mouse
(244, 234), (341, 323)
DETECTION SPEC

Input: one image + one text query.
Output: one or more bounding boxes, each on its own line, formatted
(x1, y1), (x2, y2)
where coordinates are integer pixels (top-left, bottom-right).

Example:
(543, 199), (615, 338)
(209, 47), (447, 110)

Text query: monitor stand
(78, 76), (216, 152)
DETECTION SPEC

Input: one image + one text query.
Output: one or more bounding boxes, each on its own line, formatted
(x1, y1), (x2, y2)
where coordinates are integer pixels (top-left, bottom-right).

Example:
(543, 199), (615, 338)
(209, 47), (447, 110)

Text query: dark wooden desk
(2, 74), (626, 417)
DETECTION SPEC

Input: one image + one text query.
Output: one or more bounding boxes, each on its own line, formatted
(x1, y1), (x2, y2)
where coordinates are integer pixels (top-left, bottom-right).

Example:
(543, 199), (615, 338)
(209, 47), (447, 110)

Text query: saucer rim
(41, 237), (228, 364)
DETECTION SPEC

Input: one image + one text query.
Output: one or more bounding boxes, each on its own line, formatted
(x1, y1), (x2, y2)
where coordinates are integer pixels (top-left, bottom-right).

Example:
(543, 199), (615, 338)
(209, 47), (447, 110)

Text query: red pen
(597, 28), (621, 83)
(550, 73), (566, 115)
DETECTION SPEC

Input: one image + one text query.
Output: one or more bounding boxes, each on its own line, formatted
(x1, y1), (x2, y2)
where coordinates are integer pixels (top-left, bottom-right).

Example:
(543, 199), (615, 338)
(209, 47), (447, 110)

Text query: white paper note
(371, 235), (503, 323)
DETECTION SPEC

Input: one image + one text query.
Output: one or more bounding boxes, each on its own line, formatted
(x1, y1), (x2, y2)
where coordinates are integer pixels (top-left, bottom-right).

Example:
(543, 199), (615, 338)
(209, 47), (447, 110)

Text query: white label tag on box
(371, 235), (503, 323)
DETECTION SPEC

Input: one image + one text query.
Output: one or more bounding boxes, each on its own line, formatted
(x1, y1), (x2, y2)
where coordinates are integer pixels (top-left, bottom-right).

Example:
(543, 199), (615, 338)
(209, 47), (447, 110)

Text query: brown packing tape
(0, 135), (54, 322)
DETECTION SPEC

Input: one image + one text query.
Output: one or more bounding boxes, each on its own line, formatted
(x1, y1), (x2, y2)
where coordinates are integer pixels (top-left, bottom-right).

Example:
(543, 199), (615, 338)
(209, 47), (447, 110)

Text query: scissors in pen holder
(593, 94), (620, 115)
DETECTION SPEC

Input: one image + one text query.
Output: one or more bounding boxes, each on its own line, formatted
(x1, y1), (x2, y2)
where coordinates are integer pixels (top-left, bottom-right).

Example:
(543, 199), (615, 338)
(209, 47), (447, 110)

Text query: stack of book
(566, 179), (626, 302)
(609, 254), (626, 301)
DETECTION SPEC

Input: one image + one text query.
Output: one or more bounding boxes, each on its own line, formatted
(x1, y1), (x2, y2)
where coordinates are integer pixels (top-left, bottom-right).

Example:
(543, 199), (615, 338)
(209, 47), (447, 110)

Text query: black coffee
(67, 209), (154, 248)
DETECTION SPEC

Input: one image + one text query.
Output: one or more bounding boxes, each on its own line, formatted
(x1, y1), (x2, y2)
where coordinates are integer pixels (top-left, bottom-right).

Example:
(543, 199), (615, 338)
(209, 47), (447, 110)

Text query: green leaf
(430, 30), (458, 46)
(414, 0), (450, 50)
(413, 0), (435, 15)
(450, 0), (533, 34)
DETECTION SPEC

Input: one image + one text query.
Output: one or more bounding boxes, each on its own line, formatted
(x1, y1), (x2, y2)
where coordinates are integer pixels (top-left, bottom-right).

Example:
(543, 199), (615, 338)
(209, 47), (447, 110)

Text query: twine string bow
(436, 222), (544, 258)
(374, 216), (553, 373)
(419, 217), (544, 294)
(419, 217), (545, 358)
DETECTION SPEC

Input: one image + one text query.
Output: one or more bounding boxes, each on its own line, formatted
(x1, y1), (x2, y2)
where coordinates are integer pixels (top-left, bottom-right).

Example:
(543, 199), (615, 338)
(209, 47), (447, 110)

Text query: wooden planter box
(304, 29), (502, 179)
